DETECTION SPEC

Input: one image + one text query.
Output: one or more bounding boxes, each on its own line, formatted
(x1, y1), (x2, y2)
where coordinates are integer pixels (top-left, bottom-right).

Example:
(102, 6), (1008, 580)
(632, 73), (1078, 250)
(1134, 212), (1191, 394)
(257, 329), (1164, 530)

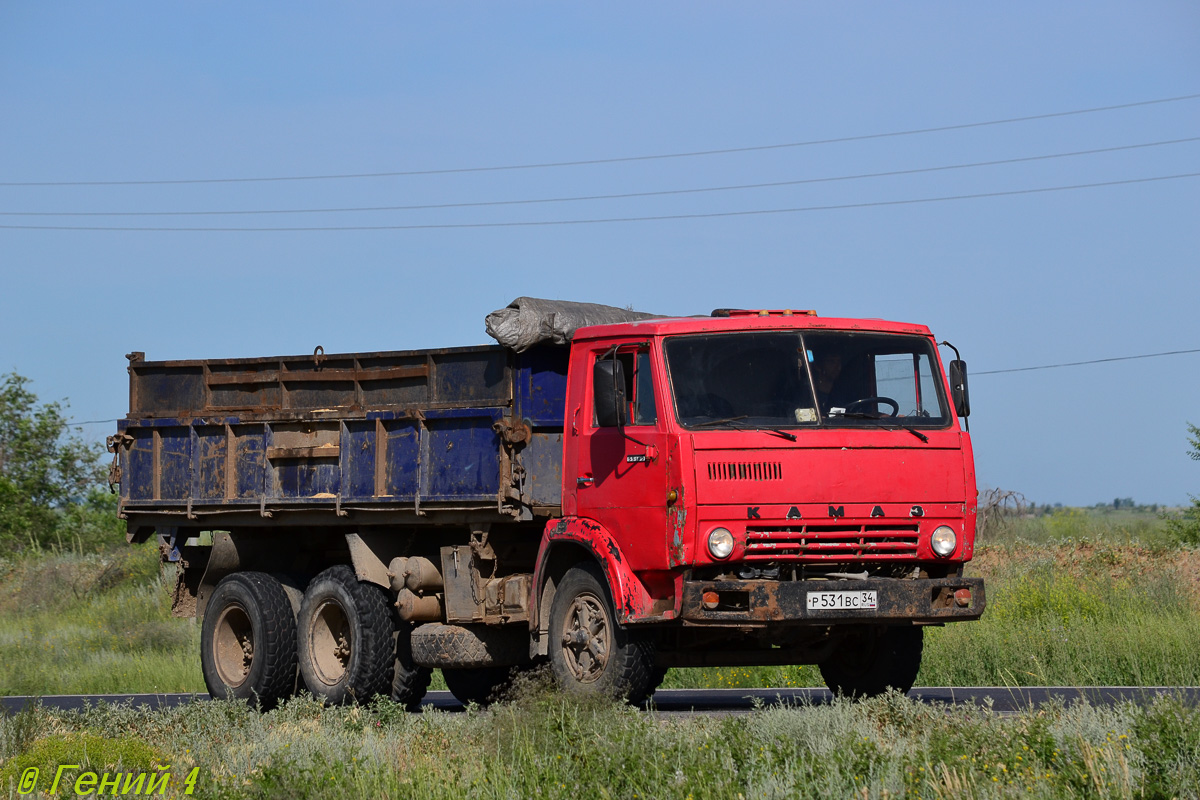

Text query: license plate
(807, 590), (878, 610)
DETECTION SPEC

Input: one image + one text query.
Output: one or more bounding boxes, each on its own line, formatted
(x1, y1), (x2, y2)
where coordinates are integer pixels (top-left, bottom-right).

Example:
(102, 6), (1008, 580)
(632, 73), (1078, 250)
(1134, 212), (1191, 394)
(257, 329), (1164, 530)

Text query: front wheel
(548, 563), (656, 703)
(297, 565), (395, 705)
(200, 572), (297, 709)
(818, 625), (923, 698)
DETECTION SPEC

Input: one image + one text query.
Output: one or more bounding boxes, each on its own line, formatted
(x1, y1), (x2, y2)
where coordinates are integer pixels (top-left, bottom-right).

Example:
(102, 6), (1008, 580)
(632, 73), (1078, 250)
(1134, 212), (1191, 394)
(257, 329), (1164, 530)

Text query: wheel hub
(559, 592), (610, 683)
(310, 600), (353, 686)
(213, 603), (254, 688)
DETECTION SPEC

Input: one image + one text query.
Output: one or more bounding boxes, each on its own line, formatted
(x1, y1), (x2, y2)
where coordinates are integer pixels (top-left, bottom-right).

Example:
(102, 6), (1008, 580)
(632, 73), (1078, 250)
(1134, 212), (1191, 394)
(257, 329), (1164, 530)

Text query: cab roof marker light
(710, 309), (818, 318)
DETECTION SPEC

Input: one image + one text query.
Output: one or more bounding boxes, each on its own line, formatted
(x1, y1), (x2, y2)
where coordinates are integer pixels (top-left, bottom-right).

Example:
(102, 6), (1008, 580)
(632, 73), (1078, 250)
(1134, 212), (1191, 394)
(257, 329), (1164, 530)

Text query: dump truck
(109, 300), (984, 708)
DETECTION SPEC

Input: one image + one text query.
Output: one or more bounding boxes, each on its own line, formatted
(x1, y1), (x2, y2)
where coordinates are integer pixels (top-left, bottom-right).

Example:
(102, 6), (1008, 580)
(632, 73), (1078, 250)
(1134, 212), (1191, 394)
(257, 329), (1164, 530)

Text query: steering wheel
(843, 397), (899, 418)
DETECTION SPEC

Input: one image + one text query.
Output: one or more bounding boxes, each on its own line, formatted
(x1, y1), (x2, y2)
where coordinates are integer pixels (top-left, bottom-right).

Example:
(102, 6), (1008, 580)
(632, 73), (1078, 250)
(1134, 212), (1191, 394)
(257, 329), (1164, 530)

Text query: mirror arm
(939, 340), (962, 361)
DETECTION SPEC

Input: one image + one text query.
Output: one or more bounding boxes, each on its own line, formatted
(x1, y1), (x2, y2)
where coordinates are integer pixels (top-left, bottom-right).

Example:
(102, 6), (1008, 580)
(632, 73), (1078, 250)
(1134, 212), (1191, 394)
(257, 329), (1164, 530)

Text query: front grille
(744, 524), (920, 561)
(707, 461), (783, 481)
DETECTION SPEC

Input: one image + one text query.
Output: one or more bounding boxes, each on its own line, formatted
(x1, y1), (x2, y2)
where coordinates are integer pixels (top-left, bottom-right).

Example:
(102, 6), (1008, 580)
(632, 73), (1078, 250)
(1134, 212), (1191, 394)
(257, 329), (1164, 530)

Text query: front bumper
(680, 576), (985, 625)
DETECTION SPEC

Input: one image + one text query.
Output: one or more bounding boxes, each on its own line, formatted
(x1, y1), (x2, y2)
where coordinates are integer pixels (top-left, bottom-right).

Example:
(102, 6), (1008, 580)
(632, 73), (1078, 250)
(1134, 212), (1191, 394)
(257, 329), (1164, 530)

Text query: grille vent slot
(707, 461), (783, 481)
(745, 524), (920, 561)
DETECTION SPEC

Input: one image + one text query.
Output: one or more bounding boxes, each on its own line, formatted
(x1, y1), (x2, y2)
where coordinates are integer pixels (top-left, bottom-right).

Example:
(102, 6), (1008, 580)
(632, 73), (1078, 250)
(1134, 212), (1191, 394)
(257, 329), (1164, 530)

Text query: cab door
(569, 344), (669, 572)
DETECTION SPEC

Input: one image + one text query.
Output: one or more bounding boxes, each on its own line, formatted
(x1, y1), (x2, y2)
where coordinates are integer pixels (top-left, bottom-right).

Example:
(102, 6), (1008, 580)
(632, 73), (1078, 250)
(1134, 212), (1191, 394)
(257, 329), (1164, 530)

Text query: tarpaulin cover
(485, 297), (661, 352)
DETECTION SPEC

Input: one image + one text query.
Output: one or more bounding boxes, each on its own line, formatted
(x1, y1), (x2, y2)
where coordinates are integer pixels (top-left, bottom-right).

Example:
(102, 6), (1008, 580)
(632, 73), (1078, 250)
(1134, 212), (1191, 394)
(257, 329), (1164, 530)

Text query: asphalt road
(4, 686), (1198, 716)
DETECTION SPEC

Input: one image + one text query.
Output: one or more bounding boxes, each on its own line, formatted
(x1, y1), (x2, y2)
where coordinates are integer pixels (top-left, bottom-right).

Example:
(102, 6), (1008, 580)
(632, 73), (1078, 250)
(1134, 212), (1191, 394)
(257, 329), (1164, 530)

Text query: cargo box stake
(105, 433), (132, 494)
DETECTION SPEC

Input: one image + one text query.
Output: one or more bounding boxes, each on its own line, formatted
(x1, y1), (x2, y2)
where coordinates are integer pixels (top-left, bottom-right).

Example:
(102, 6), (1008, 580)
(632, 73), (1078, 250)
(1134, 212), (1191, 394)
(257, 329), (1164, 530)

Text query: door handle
(576, 476), (594, 486)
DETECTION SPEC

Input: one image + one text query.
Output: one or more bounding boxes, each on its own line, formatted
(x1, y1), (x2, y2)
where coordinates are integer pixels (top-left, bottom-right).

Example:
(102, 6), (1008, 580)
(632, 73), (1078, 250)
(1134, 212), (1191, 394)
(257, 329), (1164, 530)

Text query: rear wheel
(548, 563), (656, 703)
(297, 565), (395, 705)
(818, 625), (924, 698)
(200, 572), (297, 709)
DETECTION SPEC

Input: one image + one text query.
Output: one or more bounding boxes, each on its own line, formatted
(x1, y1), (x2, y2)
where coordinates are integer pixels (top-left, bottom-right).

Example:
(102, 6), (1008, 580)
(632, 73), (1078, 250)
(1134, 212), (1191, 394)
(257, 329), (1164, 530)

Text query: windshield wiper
(839, 412), (929, 443)
(692, 415), (749, 428)
(692, 415), (798, 442)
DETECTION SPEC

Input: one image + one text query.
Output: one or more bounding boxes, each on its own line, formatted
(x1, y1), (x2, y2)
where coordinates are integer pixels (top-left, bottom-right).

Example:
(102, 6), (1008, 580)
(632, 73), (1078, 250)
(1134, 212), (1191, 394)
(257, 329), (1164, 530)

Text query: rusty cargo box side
(113, 344), (567, 534)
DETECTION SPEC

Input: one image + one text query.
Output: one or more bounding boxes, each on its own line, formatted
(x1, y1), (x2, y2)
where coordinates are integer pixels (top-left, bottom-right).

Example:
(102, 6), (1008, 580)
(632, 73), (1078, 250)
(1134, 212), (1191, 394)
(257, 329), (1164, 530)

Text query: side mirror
(948, 360), (970, 418)
(593, 358), (628, 428)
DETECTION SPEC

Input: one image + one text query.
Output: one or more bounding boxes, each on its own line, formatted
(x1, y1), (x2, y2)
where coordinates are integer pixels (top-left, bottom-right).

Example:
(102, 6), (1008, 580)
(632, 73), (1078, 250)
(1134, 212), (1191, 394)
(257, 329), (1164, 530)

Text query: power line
(70, 346), (1200, 425)
(4, 137), (1196, 218)
(974, 348), (1200, 375)
(2, 171), (1196, 232)
(3, 93), (1198, 188)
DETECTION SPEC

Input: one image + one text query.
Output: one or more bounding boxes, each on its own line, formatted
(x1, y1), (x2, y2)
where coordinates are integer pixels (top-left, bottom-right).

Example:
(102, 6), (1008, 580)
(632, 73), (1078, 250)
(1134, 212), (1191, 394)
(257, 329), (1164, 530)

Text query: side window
(633, 351), (657, 425)
(592, 348), (657, 427)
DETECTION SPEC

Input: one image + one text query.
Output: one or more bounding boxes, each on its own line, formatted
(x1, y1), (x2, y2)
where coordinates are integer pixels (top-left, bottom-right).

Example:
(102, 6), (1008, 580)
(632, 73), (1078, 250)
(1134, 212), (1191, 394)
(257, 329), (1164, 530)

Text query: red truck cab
(534, 310), (983, 698)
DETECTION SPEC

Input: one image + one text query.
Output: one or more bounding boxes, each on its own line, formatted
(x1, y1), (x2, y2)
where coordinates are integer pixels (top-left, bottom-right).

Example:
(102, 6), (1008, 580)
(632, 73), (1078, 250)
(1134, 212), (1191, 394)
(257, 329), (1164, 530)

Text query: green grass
(0, 544), (202, 695)
(3, 687), (1199, 798)
(981, 506), (1181, 549)
(916, 544), (1200, 688)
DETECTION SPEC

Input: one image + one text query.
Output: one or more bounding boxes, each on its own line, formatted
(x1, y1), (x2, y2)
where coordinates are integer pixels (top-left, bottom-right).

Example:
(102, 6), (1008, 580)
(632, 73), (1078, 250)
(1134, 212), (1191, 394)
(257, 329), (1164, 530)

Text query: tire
(548, 563), (656, 704)
(818, 625), (924, 698)
(391, 623), (432, 712)
(200, 572), (298, 710)
(411, 623), (529, 669)
(646, 666), (668, 699)
(442, 666), (516, 706)
(297, 565), (395, 705)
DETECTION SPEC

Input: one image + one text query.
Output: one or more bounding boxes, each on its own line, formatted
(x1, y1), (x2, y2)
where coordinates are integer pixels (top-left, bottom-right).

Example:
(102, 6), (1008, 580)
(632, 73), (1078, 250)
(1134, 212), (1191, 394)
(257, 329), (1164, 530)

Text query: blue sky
(1, 3), (1197, 505)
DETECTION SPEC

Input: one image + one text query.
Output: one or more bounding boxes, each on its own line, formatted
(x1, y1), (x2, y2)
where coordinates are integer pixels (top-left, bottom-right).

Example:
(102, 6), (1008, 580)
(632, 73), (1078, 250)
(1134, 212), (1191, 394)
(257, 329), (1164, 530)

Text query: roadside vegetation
(0, 544), (200, 696)
(3, 684), (1199, 799)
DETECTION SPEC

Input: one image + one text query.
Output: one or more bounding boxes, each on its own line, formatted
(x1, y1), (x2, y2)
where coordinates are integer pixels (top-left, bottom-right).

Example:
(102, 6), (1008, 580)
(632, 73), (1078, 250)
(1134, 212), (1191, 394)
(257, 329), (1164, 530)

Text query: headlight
(931, 526), (957, 557)
(707, 528), (734, 559)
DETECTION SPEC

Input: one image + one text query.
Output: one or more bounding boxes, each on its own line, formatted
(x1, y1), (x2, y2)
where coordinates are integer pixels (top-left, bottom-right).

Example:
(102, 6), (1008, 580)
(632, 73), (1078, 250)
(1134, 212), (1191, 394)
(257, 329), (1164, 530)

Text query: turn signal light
(702, 591), (720, 609)
(954, 589), (971, 607)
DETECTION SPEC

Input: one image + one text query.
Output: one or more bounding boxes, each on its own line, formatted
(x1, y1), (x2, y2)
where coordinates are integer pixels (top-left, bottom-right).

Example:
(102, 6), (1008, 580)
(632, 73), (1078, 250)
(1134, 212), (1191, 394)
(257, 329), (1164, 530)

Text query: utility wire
(69, 347), (1200, 426)
(4, 137), (1196, 218)
(2, 171), (1197, 232)
(3, 93), (1198, 188)
(974, 348), (1200, 375)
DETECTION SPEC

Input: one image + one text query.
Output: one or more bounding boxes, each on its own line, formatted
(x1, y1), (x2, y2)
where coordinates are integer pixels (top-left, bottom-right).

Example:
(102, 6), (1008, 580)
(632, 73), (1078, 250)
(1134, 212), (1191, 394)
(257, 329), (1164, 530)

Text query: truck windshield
(664, 331), (949, 430)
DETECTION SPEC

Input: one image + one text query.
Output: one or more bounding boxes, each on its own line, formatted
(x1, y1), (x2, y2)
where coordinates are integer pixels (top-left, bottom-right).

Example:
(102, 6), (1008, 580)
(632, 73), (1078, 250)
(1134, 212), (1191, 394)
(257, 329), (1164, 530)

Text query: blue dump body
(113, 344), (568, 530)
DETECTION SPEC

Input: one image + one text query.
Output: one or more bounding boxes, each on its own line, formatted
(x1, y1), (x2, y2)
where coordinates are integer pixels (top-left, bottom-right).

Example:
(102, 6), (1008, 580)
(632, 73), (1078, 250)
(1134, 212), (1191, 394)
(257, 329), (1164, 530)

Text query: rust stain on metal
(544, 516), (654, 618)
(667, 484), (687, 567)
